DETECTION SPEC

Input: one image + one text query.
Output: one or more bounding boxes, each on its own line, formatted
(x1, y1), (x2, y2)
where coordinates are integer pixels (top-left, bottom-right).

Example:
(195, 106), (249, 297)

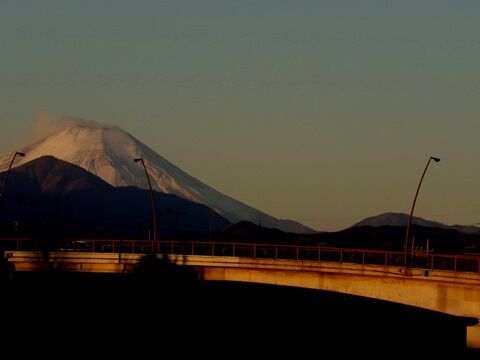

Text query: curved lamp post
(0, 152), (25, 201)
(403, 156), (440, 274)
(134, 158), (157, 246)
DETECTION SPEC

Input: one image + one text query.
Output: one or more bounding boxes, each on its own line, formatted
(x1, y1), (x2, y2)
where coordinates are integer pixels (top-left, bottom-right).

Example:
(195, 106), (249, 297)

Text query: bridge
(2, 239), (480, 348)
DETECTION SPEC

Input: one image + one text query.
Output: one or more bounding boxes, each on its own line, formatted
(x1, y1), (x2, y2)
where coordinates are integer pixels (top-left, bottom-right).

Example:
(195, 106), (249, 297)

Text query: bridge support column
(467, 324), (480, 349)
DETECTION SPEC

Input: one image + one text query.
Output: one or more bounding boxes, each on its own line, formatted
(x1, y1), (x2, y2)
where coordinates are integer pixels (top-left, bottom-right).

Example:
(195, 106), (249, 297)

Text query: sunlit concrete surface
(5, 250), (480, 347)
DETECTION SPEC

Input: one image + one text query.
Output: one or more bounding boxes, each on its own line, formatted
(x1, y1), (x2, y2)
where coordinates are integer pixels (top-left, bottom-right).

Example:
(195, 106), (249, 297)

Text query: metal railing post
(13, 239), (480, 274)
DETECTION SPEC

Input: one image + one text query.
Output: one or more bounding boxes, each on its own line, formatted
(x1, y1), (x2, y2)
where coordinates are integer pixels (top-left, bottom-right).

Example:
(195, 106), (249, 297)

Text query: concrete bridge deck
(2, 238), (480, 347)
(4, 247), (480, 348)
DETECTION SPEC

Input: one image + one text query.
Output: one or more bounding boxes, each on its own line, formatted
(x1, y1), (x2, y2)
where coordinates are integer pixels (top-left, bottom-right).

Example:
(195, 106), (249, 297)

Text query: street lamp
(134, 158), (157, 247)
(0, 152), (25, 201)
(403, 156), (440, 274)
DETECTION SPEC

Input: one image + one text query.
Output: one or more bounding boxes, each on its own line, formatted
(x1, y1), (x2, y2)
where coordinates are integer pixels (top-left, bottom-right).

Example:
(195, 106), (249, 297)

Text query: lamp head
(431, 157), (440, 163)
(16, 152), (25, 157)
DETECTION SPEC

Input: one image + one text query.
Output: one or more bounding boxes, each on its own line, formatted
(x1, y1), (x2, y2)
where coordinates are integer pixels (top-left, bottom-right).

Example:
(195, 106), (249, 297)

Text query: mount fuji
(0, 119), (314, 234)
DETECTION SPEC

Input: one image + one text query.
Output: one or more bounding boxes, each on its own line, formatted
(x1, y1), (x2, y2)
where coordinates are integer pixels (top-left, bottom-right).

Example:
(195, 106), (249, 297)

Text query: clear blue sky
(1, 1), (479, 230)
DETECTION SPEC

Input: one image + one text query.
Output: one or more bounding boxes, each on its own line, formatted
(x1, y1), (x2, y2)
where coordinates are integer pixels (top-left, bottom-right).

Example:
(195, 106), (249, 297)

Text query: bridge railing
(2, 238), (480, 274)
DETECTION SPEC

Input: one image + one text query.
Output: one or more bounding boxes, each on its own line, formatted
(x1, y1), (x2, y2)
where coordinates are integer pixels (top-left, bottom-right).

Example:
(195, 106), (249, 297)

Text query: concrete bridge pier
(468, 324), (480, 349)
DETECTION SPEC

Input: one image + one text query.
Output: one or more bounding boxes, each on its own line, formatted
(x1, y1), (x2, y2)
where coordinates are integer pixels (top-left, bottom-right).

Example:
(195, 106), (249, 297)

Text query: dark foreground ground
(1, 260), (478, 358)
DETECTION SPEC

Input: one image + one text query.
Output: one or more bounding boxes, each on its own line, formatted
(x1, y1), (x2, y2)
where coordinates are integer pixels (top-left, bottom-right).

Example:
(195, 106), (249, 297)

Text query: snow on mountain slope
(0, 121), (314, 233)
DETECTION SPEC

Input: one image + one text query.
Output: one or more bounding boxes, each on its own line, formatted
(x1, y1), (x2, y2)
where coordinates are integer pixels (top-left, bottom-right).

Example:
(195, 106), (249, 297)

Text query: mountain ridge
(217, 220), (480, 254)
(351, 212), (480, 235)
(0, 120), (314, 234)
(0, 156), (230, 239)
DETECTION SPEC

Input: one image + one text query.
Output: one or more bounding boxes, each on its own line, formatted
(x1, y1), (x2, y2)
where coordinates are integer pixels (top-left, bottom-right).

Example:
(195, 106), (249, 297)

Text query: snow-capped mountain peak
(0, 119), (314, 233)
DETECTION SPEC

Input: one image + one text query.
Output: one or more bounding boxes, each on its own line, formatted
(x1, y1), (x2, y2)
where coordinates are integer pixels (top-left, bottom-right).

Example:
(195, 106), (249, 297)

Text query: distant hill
(309, 225), (480, 253)
(2, 159), (479, 254)
(217, 221), (299, 244)
(0, 156), (230, 239)
(214, 220), (480, 254)
(352, 212), (480, 235)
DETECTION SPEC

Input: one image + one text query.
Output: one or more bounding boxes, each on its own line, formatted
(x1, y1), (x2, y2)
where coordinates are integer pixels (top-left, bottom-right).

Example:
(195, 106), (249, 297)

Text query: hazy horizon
(1, 1), (480, 231)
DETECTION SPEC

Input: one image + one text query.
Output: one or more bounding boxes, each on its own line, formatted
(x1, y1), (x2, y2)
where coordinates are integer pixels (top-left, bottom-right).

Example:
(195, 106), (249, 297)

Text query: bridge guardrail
(1, 238), (480, 274)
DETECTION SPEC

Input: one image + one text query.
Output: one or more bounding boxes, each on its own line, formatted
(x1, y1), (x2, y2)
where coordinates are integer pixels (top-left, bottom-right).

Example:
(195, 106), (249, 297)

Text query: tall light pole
(0, 152), (25, 201)
(134, 158), (158, 247)
(403, 156), (440, 274)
